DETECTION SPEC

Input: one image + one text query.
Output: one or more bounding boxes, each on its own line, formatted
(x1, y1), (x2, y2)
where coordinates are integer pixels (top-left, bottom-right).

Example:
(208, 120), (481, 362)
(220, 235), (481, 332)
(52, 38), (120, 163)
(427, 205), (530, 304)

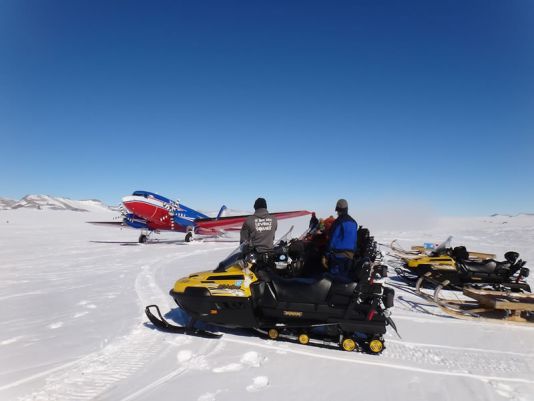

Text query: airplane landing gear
(139, 231), (152, 243)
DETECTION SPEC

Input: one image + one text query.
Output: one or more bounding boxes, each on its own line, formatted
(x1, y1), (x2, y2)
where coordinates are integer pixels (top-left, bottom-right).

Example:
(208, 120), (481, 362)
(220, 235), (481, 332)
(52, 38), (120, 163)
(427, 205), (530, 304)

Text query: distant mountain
(0, 197), (17, 210)
(490, 213), (534, 218)
(1, 195), (113, 212)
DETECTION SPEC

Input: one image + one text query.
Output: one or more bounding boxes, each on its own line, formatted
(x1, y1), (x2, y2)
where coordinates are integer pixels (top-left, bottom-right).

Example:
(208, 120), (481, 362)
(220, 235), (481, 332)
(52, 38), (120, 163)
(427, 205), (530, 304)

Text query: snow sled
(430, 286), (534, 324)
(146, 229), (397, 354)
(414, 249), (530, 293)
(391, 237), (530, 290)
(389, 237), (532, 323)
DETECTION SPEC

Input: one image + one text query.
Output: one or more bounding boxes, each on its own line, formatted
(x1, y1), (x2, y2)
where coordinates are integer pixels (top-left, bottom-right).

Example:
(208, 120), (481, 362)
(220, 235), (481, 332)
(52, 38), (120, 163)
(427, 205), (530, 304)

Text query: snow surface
(0, 209), (533, 401)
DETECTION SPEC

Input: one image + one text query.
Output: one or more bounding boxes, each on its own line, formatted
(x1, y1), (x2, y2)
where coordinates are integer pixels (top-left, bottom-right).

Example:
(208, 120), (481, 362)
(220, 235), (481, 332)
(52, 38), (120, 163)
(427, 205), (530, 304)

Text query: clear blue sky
(1, 0), (533, 215)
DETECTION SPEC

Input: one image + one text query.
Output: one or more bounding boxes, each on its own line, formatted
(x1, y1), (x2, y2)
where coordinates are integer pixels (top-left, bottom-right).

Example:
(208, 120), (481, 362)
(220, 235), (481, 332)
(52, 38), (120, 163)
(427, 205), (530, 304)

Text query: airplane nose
(121, 196), (136, 212)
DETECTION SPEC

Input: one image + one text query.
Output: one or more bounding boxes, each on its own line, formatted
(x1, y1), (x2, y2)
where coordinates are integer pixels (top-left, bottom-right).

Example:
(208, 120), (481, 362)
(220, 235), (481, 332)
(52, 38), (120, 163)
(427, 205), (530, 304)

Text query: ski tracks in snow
(13, 246), (232, 401)
(383, 340), (533, 381)
(16, 326), (162, 401)
(220, 336), (534, 386)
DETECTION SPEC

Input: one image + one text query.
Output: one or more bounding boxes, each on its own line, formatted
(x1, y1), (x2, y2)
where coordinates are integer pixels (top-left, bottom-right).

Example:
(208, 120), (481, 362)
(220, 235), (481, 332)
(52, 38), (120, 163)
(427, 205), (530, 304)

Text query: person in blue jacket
(327, 199), (358, 279)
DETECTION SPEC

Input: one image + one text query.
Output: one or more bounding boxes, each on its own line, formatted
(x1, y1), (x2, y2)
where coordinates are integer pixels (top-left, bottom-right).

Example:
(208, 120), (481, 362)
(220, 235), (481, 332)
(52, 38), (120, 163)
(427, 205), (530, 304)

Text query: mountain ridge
(0, 195), (112, 212)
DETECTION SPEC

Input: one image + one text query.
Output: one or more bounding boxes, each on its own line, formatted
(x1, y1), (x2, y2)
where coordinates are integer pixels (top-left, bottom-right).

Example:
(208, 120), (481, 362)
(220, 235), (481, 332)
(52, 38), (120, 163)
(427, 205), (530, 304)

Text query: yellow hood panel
(172, 264), (257, 297)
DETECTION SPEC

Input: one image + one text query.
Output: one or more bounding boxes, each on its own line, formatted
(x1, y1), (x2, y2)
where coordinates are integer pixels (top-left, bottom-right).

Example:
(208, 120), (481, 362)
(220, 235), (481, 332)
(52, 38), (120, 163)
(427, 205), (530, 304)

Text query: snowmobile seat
(271, 276), (333, 303)
(460, 260), (508, 274)
(327, 281), (358, 306)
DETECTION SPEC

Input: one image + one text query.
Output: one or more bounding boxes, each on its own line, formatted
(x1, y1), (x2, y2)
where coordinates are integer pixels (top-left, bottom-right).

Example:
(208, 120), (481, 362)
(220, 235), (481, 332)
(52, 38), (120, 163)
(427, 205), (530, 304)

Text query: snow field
(0, 210), (533, 401)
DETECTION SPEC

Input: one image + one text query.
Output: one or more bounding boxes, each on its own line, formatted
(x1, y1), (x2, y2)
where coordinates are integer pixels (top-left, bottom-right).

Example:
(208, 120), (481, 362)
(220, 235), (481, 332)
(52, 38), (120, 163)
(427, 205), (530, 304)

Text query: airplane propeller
(117, 205), (134, 225)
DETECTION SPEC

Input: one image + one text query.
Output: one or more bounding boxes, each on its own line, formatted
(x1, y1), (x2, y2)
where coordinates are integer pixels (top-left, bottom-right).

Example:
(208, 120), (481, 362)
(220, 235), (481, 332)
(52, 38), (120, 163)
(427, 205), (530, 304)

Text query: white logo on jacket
(255, 218), (272, 232)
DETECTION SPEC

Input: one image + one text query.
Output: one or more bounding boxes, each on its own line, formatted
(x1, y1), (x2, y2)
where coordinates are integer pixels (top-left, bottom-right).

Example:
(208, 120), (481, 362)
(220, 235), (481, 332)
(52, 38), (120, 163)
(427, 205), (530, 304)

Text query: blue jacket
(328, 214), (358, 253)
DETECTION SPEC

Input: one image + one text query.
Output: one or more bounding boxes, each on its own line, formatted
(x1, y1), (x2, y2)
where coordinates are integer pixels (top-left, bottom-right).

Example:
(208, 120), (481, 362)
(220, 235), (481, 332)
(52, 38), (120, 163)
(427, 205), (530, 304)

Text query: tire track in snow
(387, 339), (534, 359)
(222, 337), (534, 385)
(14, 266), (166, 401)
(116, 340), (227, 401)
(13, 246), (229, 401)
(220, 331), (534, 384)
(383, 340), (532, 379)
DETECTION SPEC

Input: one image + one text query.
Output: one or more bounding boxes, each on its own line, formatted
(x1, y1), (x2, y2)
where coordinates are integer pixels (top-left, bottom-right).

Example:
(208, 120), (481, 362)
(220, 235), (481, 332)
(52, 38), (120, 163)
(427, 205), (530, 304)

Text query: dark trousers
(328, 255), (353, 280)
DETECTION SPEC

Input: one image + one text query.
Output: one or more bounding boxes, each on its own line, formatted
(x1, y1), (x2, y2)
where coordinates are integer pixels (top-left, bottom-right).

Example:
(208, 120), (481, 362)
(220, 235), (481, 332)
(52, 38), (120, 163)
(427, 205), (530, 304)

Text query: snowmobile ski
(145, 305), (223, 339)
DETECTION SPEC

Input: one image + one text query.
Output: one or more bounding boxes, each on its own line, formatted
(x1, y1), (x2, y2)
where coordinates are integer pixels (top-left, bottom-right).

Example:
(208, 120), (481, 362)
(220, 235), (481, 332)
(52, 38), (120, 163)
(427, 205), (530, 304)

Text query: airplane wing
(194, 210), (311, 231)
(87, 221), (124, 227)
(87, 217), (149, 230)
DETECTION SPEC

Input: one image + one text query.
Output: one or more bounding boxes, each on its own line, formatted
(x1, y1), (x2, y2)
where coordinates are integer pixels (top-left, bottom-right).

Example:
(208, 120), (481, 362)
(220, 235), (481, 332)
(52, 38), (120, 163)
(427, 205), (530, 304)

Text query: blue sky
(1, 0), (533, 215)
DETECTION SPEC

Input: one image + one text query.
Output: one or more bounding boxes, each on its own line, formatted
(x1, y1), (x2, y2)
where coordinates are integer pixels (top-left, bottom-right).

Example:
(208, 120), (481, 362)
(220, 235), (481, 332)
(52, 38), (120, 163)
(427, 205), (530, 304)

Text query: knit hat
(335, 199), (348, 212)
(254, 197), (267, 210)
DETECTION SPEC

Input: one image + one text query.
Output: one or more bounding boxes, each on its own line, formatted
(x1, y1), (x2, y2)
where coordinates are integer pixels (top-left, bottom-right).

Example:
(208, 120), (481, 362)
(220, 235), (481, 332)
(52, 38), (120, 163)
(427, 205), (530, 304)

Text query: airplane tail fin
(216, 205), (227, 220)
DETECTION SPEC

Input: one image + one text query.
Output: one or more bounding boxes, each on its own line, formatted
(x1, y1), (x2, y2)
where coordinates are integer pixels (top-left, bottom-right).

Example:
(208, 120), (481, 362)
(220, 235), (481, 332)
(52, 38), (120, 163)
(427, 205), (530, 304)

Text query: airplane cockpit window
(133, 191), (149, 198)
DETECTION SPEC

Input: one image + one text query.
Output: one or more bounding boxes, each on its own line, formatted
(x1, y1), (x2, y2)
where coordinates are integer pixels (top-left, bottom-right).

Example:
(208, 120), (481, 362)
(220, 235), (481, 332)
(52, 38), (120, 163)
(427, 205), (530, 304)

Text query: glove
(321, 255), (329, 269)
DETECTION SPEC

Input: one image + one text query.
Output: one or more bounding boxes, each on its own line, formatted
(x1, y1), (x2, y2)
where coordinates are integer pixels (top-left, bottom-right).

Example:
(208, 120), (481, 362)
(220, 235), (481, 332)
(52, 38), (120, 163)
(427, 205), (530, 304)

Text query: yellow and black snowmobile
(389, 237), (533, 323)
(393, 237), (530, 294)
(146, 230), (397, 354)
(393, 236), (457, 278)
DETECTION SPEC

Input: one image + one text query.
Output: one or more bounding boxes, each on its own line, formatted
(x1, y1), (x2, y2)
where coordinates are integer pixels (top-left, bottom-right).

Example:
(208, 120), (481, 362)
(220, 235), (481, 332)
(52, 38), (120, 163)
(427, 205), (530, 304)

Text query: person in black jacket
(308, 212), (319, 232)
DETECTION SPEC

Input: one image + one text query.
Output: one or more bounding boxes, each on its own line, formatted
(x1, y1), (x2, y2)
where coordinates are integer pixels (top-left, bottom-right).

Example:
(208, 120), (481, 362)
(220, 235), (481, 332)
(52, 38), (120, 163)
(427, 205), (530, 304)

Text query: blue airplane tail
(216, 205), (227, 220)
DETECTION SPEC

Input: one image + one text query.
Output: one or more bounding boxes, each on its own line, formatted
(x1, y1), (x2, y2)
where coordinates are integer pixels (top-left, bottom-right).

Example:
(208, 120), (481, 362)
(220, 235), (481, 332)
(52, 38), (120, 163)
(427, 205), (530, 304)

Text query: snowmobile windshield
(214, 227), (295, 273)
(274, 225), (294, 247)
(432, 236), (453, 256)
(215, 242), (247, 272)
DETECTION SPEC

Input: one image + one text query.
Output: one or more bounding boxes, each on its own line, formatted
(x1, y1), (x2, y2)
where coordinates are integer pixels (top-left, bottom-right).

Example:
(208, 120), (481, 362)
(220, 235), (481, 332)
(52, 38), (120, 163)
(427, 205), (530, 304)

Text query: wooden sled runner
(417, 283), (534, 325)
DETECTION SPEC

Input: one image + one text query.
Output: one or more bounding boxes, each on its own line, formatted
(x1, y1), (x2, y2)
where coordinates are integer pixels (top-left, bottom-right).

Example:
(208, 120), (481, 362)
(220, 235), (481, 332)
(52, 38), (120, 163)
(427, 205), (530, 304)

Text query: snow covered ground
(0, 209), (533, 401)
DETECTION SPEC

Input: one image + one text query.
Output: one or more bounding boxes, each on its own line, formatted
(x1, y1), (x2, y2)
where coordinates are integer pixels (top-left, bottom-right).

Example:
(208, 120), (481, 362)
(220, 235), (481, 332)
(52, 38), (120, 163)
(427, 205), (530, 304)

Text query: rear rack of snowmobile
(386, 239), (496, 261)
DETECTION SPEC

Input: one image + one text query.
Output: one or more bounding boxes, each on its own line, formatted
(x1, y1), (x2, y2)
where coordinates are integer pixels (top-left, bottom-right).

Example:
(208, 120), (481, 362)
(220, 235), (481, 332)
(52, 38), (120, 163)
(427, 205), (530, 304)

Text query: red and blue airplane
(92, 190), (310, 243)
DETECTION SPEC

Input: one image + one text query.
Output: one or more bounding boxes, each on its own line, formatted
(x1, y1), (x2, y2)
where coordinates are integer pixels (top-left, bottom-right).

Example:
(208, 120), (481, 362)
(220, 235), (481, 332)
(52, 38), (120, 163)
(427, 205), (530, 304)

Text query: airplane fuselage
(122, 191), (206, 233)
(104, 190), (310, 243)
